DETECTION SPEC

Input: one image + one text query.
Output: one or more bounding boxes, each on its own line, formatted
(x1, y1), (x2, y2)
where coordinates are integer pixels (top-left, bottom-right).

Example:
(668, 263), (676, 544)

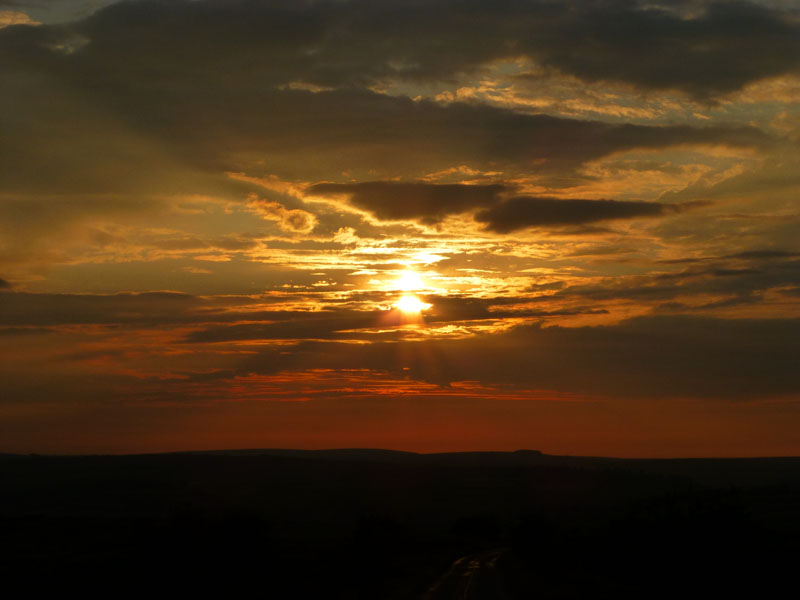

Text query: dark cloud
(224, 314), (800, 400)
(0, 0), (776, 202)
(549, 257), (800, 305)
(0, 277), (10, 289)
(423, 295), (608, 323)
(183, 312), (384, 343)
(0, 82), (767, 200)
(728, 250), (800, 260)
(658, 249), (800, 265)
(521, 0), (800, 98)
(475, 197), (701, 233)
(5, 288), (606, 344)
(659, 155), (800, 206)
(0, 326), (52, 336)
(70, 0), (800, 98)
(0, 290), (353, 326)
(0, 291), (200, 326)
(308, 181), (714, 230)
(0, 290), (532, 331)
(308, 182), (508, 224)
(3, 290), (799, 405)
(482, 315), (800, 399)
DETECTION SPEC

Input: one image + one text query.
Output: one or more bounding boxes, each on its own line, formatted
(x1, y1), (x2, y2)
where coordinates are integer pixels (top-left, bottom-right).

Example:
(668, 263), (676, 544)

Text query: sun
(396, 270), (424, 291)
(395, 295), (431, 315)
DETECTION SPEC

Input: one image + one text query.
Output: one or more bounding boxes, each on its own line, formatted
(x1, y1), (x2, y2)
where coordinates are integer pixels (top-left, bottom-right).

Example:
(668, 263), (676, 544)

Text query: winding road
(423, 549), (508, 600)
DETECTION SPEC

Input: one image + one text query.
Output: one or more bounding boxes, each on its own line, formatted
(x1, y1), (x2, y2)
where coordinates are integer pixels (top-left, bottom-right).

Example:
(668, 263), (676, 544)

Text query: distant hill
(4, 447), (800, 486)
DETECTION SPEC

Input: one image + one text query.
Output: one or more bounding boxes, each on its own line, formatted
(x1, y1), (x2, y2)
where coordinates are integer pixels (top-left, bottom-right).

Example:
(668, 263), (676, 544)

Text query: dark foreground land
(3, 449), (800, 598)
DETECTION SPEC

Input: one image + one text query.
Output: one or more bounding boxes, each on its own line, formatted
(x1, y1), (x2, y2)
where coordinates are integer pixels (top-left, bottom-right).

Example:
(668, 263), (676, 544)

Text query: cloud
(1, 1), (798, 456)
(546, 255), (800, 309)
(183, 312), (384, 343)
(2, 288), (799, 406)
(519, 0), (800, 98)
(478, 314), (800, 399)
(0, 9), (37, 28)
(134, 313), (798, 403)
(0, 287), (604, 338)
(69, 0), (800, 98)
(181, 296), (608, 343)
(226, 314), (800, 400)
(0, 4), (777, 291)
(0, 1), (775, 198)
(247, 196), (317, 233)
(729, 250), (800, 260)
(0, 291), (202, 325)
(308, 182), (508, 224)
(475, 197), (702, 233)
(308, 182), (704, 231)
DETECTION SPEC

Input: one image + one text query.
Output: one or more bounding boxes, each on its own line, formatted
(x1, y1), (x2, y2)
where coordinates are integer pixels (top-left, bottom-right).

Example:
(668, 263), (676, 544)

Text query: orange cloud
(247, 195), (317, 234)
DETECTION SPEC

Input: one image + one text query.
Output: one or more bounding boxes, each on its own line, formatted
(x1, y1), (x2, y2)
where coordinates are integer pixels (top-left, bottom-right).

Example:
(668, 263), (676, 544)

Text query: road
(423, 548), (508, 600)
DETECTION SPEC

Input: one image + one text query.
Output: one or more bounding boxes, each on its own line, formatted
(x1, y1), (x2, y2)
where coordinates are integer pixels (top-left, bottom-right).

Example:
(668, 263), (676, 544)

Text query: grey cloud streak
(308, 182), (703, 230)
(308, 182), (509, 224)
(224, 314), (800, 401)
(475, 197), (703, 233)
(0, 290), (603, 331)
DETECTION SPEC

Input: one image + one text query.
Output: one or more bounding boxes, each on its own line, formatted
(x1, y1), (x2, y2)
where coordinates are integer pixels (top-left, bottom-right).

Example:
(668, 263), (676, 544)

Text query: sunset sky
(2, 0), (799, 456)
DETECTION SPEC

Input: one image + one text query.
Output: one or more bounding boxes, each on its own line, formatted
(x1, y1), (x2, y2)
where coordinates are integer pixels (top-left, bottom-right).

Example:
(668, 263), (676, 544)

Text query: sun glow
(395, 295), (431, 314)
(396, 270), (425, 291)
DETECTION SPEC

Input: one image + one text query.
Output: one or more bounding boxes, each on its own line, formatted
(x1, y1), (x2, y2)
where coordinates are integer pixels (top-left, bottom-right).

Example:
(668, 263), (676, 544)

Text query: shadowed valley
(3, 450), (800, 598)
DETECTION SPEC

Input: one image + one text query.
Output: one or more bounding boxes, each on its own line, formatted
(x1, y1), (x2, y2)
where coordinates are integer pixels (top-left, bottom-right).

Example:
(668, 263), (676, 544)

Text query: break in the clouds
(1, 0), (799, 456)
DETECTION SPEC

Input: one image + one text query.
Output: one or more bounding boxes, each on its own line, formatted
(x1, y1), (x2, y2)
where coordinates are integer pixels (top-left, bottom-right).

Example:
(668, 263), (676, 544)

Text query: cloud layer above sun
(1, 0), (799, 455)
